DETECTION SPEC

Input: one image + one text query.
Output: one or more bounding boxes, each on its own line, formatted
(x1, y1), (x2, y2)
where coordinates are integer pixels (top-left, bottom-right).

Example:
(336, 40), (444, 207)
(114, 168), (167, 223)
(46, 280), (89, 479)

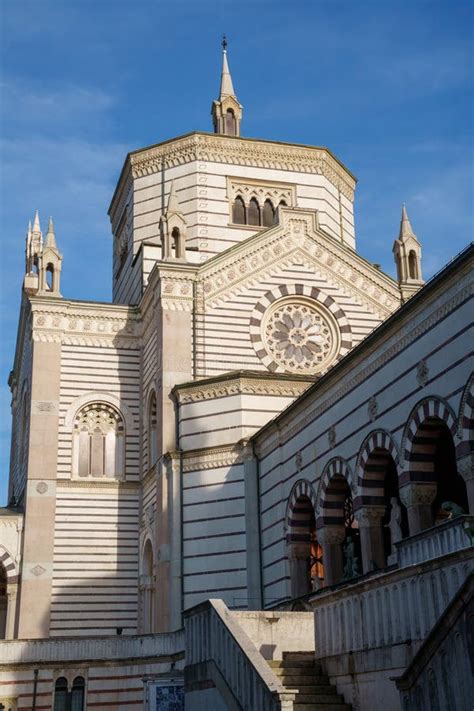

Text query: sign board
(144, 677), (184, 711)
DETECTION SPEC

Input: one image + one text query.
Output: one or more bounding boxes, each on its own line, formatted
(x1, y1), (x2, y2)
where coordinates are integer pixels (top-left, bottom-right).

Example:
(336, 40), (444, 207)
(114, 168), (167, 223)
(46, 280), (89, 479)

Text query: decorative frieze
(174, 373), (313, 404)
(181, 445), (246, 472)
(127, 133), (356, 200)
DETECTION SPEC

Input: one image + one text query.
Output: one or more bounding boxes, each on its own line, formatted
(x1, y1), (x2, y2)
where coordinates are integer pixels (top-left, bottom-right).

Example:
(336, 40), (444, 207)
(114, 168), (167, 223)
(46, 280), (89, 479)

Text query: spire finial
(399, 203), (416, 241)
(222, 34), (228, 52)
(167, 181), (180, 214)
(33, 209), (41, 234)
(46, 216), (57, 248)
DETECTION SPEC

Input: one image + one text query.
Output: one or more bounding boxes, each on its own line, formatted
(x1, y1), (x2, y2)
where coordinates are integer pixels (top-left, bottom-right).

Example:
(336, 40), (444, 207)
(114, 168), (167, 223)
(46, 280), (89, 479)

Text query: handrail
(184, 599), (296, 710)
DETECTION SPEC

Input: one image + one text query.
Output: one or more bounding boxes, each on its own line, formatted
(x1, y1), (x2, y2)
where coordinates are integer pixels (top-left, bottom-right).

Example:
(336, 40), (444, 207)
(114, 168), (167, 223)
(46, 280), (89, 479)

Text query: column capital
(354, 505), (386, 527)
(399, 481), (437, 508)
(316, 525), (346, 546)
(456, 453), (474, 482)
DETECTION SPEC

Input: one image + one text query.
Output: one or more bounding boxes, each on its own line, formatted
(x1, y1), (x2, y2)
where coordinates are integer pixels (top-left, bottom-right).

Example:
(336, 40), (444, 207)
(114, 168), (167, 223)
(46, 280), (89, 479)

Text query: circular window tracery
(260, 297), (340, 374)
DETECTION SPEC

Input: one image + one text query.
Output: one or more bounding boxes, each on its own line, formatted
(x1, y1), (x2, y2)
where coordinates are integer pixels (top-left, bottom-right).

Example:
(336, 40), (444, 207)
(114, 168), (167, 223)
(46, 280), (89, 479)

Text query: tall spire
(399, 204), (416, 241)
(167, 181), (180, 214)
(393, 204), (423, 302)
(32, 209), (41, 235)
(45, 216), (57, 248)
(219, 35), (236, 99)
(211, 36), (243, 137)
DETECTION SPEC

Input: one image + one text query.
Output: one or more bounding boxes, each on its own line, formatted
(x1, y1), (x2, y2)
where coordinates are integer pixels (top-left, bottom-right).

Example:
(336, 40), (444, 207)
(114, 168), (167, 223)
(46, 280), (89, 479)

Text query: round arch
(355, 429), (400, 504)
(63, 392), (136, 434)
(401, 396), (457, 470)
(316, 457), (354, 526)
(285, 479), (318, 543)
(457, 373), (474, 461)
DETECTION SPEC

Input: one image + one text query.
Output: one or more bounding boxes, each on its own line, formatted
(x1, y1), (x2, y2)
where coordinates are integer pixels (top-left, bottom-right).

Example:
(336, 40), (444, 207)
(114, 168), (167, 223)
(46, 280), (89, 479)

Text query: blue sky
(0, 0), (472, 501)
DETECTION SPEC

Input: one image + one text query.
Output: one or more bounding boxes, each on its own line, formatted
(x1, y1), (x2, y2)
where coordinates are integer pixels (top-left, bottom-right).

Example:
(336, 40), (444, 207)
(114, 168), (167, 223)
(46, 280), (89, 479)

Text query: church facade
(0, 46), (472, 711)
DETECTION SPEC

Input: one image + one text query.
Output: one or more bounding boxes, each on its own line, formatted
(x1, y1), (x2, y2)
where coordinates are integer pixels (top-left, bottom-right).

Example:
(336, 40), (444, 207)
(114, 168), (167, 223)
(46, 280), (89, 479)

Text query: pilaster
(17, 339), (61, 638)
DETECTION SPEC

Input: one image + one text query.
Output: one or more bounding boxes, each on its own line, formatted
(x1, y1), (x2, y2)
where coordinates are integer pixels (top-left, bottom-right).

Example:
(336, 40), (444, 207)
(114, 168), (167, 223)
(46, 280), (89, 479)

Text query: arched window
(232, 196), (246, 225)
(72, 403), (125, 479)
(247, 198), (260, 226)
(71, 676), (85, 711)
(262, 199), (275, 227)
(54, 677), (68, 711)
(171, 227), (180, 253)
(33, 255), (39, 274)
(46, 263), (54, 290)
(148, 392), (158, 468)
(225, 108), (236, 136)
(141, 539), (155, 633)
(287, 494), (323, 597)
(408, 250), (418, 279)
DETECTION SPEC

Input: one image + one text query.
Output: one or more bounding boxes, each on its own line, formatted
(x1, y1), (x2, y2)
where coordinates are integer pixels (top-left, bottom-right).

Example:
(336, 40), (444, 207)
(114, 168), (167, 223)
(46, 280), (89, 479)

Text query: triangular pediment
(198, 207), (400, 318)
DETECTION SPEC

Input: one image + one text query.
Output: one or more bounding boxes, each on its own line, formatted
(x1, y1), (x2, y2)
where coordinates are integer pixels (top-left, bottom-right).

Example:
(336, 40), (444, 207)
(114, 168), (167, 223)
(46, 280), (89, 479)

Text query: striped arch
(355, 430), (400, 506)
(316, 457), (354, 528)
(250, 284), (352, 373)
(285, 479), (318, 544)
(456, 373), (474, 460)
(0, 547), (19, 584)
(401, 397), (458, 484)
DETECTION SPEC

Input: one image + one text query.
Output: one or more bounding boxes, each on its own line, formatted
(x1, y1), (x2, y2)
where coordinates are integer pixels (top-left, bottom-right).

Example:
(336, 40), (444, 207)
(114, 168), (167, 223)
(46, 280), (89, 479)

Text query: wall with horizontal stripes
(50, 338), (141, 636)
(196, 261), (382, 378)
(182, 457), (248, 611)
(254, 258), (473, 607)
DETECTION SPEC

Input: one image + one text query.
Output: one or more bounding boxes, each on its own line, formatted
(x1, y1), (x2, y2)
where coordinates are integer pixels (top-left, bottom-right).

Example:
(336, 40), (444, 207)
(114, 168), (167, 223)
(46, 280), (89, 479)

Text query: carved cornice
(29, 299), (140, 348)
(174, 373), (313, 404)
(181, 444), (246, 472)
(57, 479), (140, 491)
(199, 210), (400, 318)
(128, 132), (356, 200)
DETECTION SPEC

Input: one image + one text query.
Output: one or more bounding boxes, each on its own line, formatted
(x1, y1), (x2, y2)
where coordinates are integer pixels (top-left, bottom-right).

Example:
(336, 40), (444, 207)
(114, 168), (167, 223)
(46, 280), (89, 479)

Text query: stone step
(272, 665), (325, 676)
(279, 674), (331, 686)
(268, 660), (322, 672)
(293, 705), (350, 711)
(294, 693), (347, 704)
(287, 685), (337, 695)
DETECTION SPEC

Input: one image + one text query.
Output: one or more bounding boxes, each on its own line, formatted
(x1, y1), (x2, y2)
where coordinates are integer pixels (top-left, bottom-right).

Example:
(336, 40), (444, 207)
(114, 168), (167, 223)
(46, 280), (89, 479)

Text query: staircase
(267, 652), (351, 711)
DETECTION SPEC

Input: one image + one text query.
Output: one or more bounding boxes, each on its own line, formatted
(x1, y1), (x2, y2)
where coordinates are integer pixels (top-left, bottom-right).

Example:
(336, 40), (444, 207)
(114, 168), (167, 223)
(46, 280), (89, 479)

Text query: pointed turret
(32, 209), (41, 235)
(45, 216), (57, 248)
(211, 36), (243, 137)
(160, 183), (187, 260)
(393, 204), (423, 302)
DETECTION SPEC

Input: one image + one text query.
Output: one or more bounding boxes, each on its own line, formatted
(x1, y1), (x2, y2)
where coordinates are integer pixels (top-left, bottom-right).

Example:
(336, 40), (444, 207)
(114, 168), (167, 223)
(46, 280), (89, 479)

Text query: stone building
(0, 44), (472, 711)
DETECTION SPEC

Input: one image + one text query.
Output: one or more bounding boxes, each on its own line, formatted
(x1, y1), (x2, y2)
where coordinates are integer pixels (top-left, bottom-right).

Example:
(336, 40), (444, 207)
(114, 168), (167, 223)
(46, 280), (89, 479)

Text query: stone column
(317, 526), (345, 587)
(18, 339), (61, 638)
(457, 454), (474, 513)
(242, 443), (262, 609)
(287, 544), (311, 598)
(354, 506), (386, 573)
(399, 482), (437, 535)
(5, 583), (18, 640)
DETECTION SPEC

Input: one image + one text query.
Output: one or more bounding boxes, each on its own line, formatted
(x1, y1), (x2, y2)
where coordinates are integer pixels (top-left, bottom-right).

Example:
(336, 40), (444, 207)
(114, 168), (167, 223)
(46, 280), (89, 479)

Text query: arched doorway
(357, 440), (409, 571)
(286, 482), (323, 598)
(403, 410), (468, 533)
(0, 564), (7, 638)
(318, 464), (360, 586)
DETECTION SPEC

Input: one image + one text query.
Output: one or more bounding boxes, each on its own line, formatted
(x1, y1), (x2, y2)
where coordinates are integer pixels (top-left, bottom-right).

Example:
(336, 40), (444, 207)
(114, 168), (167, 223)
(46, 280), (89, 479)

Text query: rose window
(261, 297), (340, 374)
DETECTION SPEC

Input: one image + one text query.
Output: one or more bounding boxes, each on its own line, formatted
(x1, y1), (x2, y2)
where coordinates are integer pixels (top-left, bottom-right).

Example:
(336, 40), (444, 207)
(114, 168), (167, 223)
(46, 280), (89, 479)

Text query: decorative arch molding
(355, 429), (400, 504)
(140, 535), (155, 575)
(250, 284), (352, 374)
(456, 373), (474, 460)
(401, 396), (458, 468)
(285, 479), (318, 544)
(0, 546), (19, 584)
(316, 457), (354, 524)
(63, 392), (136, 433)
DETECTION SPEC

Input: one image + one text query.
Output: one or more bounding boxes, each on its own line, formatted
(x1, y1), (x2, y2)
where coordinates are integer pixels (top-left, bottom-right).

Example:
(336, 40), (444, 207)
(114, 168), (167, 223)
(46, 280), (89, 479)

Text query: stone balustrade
(396, 514), (473, 568)
(184, 599), (297, 710)
(311, 547), (473, 659)
(0, 630), (185, 665)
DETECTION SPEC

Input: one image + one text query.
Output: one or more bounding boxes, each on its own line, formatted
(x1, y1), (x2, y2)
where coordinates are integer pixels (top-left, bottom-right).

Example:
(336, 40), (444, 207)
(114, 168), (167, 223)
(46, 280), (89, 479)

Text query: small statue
(342, 536), (360, 580)
(387, 497), (403, 555)
(441, 501), (465, 520)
